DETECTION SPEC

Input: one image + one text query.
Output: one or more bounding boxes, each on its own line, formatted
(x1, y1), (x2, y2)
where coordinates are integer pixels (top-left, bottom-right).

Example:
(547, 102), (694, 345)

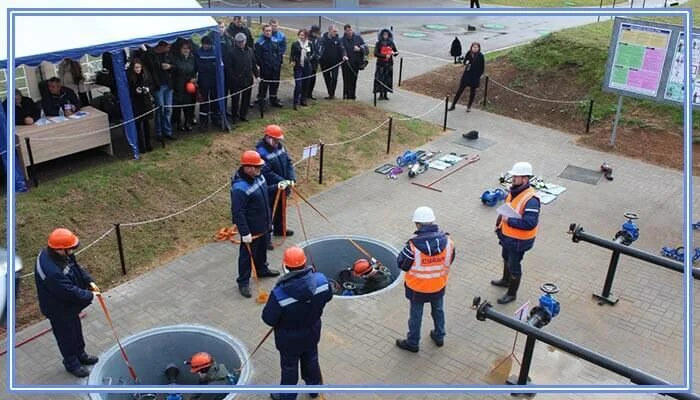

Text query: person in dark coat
(306, 25), (322, 101)
(3, 89), (40, 125)
(143, 41), (176, 140)
(255, 124), (296, 250)
(317, 25), (347, 99)
(35, 228), (100, 378)
(396, 207), (455, 352)
(214, 21), (235, 123)
(228, 16), (254, 49)
(262, 246), (333, 400)
(373, 28), (399, 101)
(231, 150), (283, 298)
(470, 0), (481, 7)
(41, 77), (81, 117)
(255, 24), (283, 108)
(127, 58), (156, 153)
(290, 28), (314, 110)
(230, 33), (259, 124)
(171, 41), (197, 131)
(340, 24), (368, 100)
(195, 36), (219, 130)
(448, 41), (485, 112)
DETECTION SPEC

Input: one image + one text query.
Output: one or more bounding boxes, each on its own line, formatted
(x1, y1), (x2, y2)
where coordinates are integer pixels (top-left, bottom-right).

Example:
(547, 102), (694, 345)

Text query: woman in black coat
(127, 58), (156, 153)
(290, 28), (314, 110)
(171, 41), (197, 131)
(449, 41), (485, 112)
(373, 28), (399, 100)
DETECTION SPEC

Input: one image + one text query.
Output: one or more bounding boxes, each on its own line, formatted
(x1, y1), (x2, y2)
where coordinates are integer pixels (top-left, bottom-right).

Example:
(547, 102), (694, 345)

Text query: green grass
(469, 0), (616, 6)
(3, 100), (443, 329)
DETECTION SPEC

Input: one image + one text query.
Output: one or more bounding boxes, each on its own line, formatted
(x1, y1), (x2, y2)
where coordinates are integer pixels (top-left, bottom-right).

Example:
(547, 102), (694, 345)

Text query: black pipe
(386, 117), (393, 155)
(24, 137), (38, 187)
(594, 247), (622, 305)
(475, 301), (700, 400)
(443, 96), (449, 131)
(516, 335), (536, 386)
(586, 99), (594, 133)
(598, 0), (603, 21)
(398, 58), (403, 87)
(114, 223), (127, 275)
(570, 224), (699, 278)
(482, 76), (489, 107)
(318, 142), (325, 185)
(374, 89), (377, 107)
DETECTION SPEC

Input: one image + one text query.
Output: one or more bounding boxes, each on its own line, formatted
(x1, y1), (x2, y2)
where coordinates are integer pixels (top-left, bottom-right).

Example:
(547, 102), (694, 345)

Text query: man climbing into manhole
(186, 351), (236, 400)
(337, 258), (392, 295)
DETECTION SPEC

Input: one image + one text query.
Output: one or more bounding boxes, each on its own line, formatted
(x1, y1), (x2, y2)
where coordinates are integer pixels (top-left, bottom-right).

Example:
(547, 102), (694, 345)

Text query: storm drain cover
(424, 24), (449, 30)
(453, 136), (496, 151)
(482, 23), (506, 30)
(558, 164), (603, 185)
(403, 31), (427, 38)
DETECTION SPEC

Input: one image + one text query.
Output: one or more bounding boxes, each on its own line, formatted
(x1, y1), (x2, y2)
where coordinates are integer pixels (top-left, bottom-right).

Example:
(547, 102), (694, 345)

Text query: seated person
(41, 77), (80, 117)
(187, 352), (234, 400)
(339, 258), (392, 295)
(3, 89), (40, 125)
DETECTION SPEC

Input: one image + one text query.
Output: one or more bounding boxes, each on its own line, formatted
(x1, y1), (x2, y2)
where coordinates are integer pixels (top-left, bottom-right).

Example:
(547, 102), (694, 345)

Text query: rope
(161, 82), (257, 109)
(254, 60), (345, 84)
(394, 98), (445, 121)
(0, 143), (22, 157)
(324, 118), (391, 147)
(121, 181), (229, 227)
(487, 76), (588, 105)
(96, 293), (140, 383)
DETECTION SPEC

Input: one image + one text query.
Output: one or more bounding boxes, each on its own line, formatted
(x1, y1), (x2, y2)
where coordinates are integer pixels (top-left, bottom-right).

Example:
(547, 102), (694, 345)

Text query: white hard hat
(413, 206), (436, 224)
(509, 162), (533, 177)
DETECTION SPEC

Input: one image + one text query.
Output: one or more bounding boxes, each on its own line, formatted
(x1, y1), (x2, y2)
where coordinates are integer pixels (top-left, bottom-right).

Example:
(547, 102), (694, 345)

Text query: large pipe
(475, 300), (699, 400)
(569, 224), (700, 279)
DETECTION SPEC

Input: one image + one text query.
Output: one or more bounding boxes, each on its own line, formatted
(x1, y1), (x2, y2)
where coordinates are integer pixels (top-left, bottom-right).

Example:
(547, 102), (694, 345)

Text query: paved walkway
(2, 6), (698, 400)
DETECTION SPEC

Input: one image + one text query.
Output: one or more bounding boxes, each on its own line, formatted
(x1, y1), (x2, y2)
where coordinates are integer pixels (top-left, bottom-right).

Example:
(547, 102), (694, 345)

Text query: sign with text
(301, 144), (319, 160)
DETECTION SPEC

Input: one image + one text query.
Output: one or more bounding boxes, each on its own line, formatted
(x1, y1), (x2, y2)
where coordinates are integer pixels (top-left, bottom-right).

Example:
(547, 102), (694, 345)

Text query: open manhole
(424, 23), (449, 30)
(88, 325), (251, 400)
(482, 23), (506, 30)
(294, 235), (402, 298)
(403, 31), (427, 38)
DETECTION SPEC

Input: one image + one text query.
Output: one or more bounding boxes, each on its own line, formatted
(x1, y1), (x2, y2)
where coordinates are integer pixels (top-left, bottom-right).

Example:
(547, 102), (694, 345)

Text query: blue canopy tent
(1, 1), (225, 192)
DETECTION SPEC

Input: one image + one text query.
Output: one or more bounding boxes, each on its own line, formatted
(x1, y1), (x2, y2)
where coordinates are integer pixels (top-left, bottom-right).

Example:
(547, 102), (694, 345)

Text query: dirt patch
(402, 60), (699, 175)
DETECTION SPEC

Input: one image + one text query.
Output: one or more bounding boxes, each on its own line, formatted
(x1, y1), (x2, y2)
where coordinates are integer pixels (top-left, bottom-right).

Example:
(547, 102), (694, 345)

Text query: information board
(664, 32), (700, 105)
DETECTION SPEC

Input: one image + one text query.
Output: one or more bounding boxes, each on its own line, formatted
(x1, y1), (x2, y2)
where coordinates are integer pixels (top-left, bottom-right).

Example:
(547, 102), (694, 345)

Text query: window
(0, 67), (30, 101)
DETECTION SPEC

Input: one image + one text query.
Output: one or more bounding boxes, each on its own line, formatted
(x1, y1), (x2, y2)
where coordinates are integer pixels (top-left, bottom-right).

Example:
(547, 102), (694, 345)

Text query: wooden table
(15, 106), (113, 178)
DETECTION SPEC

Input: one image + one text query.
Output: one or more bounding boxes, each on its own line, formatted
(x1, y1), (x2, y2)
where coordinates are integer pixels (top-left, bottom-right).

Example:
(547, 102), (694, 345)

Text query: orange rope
(245, 242), (270, 304)
(96, 294), (139, 382)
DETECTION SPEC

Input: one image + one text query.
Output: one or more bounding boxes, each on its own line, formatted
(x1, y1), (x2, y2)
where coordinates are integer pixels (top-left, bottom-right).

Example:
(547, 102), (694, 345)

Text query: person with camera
(128, 58), (156, 153)
(340, 24), (368, 100)
(448, 41), (485, 113)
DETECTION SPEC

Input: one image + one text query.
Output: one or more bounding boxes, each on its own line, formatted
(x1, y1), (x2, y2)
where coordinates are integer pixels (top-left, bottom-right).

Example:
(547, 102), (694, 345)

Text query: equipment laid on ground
(408, 151), (440, 178)
(388, 166), (403, 179)
(412, 154), (480, 192)
(374, 163), (394, 175)
(463, 130), (479, 140)
(396, 150), (420, 167)
(660, 246), (700, 263)
(481, 188), (507, 207)
(613, 212), (639, 245)
(527, 283), (560, 329)
(600, 162), (614, 181)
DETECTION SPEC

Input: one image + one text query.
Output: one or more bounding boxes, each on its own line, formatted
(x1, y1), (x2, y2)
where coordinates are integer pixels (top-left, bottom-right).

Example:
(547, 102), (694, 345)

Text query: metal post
(507, 334), (536, 390)
(318, 142), (325, 185)
(259, 0), (262, 25)
(482, 76), (489, 107)
(386, 117), (393, 154)
(443, 96), (449, 131)
(664, 0), (668, 6)
(260, 96), (264, 119)
(630, 0), (634, 7)
(247, 0), (252, 27)
(597, 0), (603, 21)
(24, 137), (38, 187)
(208, 0), (211, 7)
(374, 89), (377, 107)
(585, 99), (594, 133)
(161, 134), (166, 149)
(593, 249), (622, 305)
(398, 57), (403, 87)
(319, 16), (322, 31)
(643, 0), (646, 6)
(610, 95), (623, 146)
(114, 223), (127, 275)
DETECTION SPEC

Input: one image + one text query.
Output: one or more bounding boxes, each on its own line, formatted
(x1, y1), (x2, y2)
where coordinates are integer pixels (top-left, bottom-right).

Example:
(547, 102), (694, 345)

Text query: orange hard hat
(352, 259), (373, 276)
(48, 228), (80, 250)
(185, 81), (197, 95)
(188, 352), (214, 373)
(240, 150), (265, 166)
(283, 247), (307, 270)
(264, 124), (284, 140)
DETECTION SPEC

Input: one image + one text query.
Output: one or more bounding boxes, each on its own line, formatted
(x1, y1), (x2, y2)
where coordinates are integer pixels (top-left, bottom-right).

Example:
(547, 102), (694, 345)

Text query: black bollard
(114, 223), (127, 275)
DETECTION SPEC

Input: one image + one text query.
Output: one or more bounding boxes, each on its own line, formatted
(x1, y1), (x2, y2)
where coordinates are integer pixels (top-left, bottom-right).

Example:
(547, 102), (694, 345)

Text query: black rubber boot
(497, 276), (521, 304)
(490, 262), (510, 288)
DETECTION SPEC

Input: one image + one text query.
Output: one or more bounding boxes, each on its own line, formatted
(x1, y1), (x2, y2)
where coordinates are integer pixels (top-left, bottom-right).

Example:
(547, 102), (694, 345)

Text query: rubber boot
(490, 261), (510, 288)
(497, 276), (520, 304)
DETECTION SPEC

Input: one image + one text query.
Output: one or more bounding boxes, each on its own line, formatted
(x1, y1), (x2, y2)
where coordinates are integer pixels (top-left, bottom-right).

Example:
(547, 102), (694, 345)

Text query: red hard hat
(185, 81), (197, 94)
(352, 259), (372, 276)
(240, 150), (265, 166)
(283, 247), (307, 270)
(48, 228), (80, 250)
(188, 352), (213, 373)
(264, 124), (284, 140)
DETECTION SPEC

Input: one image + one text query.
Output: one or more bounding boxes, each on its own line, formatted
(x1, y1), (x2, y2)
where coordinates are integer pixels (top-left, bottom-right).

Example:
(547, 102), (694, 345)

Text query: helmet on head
(412, 206), (435, 224)
(509, 162), (533, 177)
(283, 247), (307, 270)
(352, 259), (373, 277)
(240, 150), (265, 166)
(48, 228), (80, 250)
(264, 124), (284, 140)
(187, 352), (213, 373)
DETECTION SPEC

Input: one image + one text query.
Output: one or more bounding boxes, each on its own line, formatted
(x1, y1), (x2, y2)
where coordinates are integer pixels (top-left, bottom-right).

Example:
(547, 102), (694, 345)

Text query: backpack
(90, 93), (122, 123)
(450, 37), (462, 58)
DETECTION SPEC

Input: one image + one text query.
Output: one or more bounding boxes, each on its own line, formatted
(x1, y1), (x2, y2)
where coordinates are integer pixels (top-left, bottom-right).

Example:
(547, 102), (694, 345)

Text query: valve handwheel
(540, 283), (559, 294)
(623, 212), (639, 220)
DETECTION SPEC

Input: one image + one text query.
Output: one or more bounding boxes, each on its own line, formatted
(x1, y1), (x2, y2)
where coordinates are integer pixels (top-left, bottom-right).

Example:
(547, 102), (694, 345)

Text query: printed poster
(663, 32), (700, 105)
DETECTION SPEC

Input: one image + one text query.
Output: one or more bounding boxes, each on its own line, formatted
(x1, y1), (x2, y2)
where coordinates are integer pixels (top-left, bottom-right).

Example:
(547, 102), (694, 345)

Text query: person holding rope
(231, 150), (284, 298)
(448, 41), (484, 113)
(340, 24), (368, 100)
(318, 24), (347, 100)
(256, 124), (296, 251)
(34, 228), (101, 377)
(262, 246), (333, 400)
(395, 207), (455, 353)
(373, 28), (399, 101)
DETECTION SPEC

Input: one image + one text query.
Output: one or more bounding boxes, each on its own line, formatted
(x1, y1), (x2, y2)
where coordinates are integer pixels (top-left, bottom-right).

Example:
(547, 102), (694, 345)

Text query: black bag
(95, 70), (115, 90)
(91, 93), (122, 123)
(450, 36), (462, 58)
(358, 58), (369, 71)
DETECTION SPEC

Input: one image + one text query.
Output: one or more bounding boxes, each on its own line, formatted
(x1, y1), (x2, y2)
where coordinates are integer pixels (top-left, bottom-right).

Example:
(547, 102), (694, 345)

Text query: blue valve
(480, 188), (507, 207)
(527, 283), (560, 329)
(614, 212), (639, 246)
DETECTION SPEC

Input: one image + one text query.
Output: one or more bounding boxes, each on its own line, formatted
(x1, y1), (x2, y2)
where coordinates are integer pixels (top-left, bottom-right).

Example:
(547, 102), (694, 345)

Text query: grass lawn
(3, 100), (444, 330)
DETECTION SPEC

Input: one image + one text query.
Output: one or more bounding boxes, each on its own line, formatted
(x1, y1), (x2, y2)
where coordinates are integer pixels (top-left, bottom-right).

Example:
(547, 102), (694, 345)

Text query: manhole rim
(87, 324), (252, 398)
(294, 234), (404, 300)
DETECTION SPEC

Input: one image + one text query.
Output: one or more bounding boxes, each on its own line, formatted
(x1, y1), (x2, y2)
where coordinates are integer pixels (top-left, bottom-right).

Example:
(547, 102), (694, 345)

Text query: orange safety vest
(405, 238), (454, 294)
(498, 187), (539, 241)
